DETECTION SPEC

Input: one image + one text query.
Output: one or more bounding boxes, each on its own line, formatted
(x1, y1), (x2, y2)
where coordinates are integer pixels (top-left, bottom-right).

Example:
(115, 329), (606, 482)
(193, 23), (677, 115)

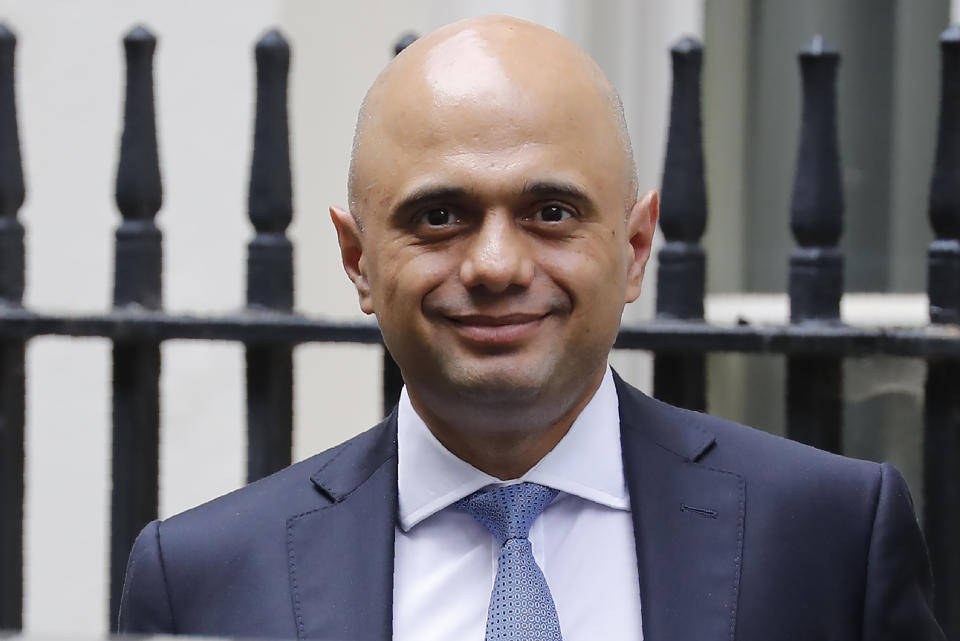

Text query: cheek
(377, 248), (459, 309)
(538, 237), (627, 303)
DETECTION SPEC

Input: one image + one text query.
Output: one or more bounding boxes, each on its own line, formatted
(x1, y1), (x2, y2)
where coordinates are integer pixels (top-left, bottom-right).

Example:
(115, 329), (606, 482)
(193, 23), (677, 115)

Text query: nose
(459, 211), (535, 293)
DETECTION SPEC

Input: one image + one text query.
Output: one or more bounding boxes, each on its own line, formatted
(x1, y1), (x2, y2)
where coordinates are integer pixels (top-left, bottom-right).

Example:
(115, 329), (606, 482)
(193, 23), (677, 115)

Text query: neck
(406, 369), (605, 480)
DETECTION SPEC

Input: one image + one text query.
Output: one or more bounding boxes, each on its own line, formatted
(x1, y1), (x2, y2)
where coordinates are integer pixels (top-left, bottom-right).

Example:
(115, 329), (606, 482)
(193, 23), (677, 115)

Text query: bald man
(119, 16), (944, 641)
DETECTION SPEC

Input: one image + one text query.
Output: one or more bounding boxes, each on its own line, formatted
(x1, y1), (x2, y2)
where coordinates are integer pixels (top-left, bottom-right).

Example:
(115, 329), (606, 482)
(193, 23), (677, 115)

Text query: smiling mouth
(447, 313), (548, 345)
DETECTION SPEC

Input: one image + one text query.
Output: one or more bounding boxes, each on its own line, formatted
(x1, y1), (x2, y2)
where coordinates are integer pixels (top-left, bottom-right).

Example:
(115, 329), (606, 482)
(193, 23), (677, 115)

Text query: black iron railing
(0, 22), (957, 638)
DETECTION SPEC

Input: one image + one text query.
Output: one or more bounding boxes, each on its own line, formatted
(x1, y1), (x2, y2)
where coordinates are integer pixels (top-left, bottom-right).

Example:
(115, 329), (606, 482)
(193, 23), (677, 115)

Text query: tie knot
(455, 482), (558, 544)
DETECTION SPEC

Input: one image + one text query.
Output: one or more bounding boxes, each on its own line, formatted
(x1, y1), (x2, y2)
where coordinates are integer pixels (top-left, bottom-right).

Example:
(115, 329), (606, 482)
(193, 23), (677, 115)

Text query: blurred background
(0, 0), (954, 634)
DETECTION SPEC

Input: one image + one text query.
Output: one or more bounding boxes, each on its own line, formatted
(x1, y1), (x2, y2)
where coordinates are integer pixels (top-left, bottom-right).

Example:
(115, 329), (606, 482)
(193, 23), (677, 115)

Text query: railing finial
(656, 35), (707, 321)
(248, 28), (292, 237)
(246, 28), (293, 312)
(113, 24), (162, 310)
(928, 25), (960, 324)
(788, 35), (843, 323)
(0, 23), (25, 307)
(0, 24), (24, 220)
(115, 25), (162, 223)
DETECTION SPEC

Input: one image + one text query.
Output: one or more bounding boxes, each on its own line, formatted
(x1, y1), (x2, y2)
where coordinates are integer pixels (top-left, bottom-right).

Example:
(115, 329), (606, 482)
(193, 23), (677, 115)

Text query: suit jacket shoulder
(118, 416), (398, 637)
(614, 373), (943, 640)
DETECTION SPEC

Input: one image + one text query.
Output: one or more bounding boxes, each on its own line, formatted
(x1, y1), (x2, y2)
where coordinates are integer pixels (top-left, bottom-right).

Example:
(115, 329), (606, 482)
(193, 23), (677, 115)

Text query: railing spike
(0, 24), (24, 221)
(928, 25), (960, 324)
(115, 25), (161, 224)
(657, 35), (707, 320)
(248, 28), (292, 238)
(0, 23), (25, 307)
(788, 35), (843, 323)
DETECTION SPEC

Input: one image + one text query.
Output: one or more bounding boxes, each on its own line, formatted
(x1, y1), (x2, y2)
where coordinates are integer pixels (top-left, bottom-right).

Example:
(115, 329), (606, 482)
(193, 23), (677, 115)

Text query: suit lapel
(615, 374), (744, 641)
(286, 415), (399, 641)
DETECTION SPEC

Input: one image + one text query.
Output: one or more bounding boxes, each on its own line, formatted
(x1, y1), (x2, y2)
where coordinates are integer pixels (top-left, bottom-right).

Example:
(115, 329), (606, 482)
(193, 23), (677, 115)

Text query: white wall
(0, 0), (702, 634)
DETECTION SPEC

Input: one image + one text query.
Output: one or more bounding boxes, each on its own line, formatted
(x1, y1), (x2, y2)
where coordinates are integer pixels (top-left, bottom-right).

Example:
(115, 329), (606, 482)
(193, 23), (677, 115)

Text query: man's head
(331, 15), (658, 458)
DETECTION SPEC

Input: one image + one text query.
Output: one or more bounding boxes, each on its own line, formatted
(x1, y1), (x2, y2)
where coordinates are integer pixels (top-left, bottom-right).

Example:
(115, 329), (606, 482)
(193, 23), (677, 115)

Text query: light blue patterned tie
(456, 482), (563, 640)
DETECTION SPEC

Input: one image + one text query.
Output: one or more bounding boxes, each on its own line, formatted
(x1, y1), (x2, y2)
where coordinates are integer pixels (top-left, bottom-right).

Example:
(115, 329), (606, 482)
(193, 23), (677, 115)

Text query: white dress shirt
(393, 367), (643, 641)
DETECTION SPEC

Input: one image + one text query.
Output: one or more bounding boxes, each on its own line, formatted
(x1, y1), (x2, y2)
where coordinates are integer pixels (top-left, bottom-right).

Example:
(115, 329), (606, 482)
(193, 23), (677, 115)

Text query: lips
(446, 312), (548, 345)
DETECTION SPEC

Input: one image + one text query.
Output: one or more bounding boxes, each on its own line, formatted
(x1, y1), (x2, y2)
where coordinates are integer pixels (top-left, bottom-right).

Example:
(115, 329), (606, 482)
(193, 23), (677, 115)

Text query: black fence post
(785, 36), (844, 454)
(109, 25), (163, 630)
(924, 25), (960, 638)
(0, 23), (25, 632)
(246, 30), (294, 483)
(653, 37), (707, 412)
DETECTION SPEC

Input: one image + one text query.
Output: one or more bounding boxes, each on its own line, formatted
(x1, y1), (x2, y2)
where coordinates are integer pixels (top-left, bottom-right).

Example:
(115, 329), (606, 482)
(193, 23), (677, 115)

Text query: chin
(441, 359), (564, 405)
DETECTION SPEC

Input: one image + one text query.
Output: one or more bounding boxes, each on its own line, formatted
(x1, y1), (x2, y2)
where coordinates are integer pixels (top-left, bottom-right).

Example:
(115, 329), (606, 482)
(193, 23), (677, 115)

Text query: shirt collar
(396, 367), (628, 532)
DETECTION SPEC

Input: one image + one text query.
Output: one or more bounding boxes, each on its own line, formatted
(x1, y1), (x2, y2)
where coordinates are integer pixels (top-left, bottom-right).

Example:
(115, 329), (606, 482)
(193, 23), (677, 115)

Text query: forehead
(355, 33), (625, 213)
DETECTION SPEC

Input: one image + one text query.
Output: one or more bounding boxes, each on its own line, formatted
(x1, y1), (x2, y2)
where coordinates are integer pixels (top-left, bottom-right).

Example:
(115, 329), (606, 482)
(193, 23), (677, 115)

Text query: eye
(535, 205), (574, 223)
(419, 208), (458, 227)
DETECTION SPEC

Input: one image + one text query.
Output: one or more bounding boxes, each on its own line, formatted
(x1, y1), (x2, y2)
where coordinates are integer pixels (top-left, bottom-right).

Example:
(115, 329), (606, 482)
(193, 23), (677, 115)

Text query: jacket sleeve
(861, 463), (945, 641)
(117, 519), (176, 634)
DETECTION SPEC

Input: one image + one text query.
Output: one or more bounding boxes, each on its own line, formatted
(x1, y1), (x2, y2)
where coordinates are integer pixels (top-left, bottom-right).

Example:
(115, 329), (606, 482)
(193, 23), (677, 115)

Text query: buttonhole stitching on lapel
(680, 503), (719, 519)
(287, 518), (306, 640)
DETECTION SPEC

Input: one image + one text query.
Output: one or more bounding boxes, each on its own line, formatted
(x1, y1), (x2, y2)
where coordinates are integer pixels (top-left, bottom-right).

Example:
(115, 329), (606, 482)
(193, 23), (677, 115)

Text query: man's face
(334, 27), (656, 416)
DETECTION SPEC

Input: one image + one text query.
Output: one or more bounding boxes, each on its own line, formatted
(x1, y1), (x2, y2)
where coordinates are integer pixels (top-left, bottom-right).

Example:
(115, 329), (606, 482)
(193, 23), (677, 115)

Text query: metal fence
(0, 21), (958, 638)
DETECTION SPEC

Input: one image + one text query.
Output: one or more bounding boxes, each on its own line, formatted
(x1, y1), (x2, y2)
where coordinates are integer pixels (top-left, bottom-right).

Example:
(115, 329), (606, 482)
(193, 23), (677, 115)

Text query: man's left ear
(624, 190), (659, 303)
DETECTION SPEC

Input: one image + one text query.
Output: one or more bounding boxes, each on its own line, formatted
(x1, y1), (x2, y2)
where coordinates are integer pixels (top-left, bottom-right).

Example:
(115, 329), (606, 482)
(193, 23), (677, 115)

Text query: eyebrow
(393, 186), (470, 216)
(519, 180), (592, 205)
(392, 179), (593, 217)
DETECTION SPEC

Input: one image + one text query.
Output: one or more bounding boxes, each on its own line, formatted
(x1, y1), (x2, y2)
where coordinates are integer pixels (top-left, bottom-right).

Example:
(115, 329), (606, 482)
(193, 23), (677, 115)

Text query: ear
(624, 190), (659, 303)
(329, 206), (375, 314)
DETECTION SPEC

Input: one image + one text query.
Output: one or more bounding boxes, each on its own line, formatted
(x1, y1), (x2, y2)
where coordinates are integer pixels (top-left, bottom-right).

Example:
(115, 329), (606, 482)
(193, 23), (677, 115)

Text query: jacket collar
(309, 409), (399, 502)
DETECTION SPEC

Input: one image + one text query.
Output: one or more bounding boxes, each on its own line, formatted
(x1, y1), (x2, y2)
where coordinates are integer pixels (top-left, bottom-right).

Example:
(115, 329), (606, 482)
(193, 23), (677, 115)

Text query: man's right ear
(329, 206), (374, 314)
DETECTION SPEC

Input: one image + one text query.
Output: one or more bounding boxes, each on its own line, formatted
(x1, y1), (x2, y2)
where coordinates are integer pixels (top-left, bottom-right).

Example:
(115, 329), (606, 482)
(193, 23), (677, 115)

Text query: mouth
(446, 312), (549, 346)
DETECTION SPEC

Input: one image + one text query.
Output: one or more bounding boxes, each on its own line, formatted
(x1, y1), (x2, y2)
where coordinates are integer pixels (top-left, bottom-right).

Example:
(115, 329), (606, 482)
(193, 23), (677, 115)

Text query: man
(119, 15), (945, 641)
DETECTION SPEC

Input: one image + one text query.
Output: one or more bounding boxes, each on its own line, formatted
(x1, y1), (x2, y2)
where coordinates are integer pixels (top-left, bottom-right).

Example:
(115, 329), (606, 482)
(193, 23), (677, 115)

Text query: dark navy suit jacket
(119, 373), (945, 640)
